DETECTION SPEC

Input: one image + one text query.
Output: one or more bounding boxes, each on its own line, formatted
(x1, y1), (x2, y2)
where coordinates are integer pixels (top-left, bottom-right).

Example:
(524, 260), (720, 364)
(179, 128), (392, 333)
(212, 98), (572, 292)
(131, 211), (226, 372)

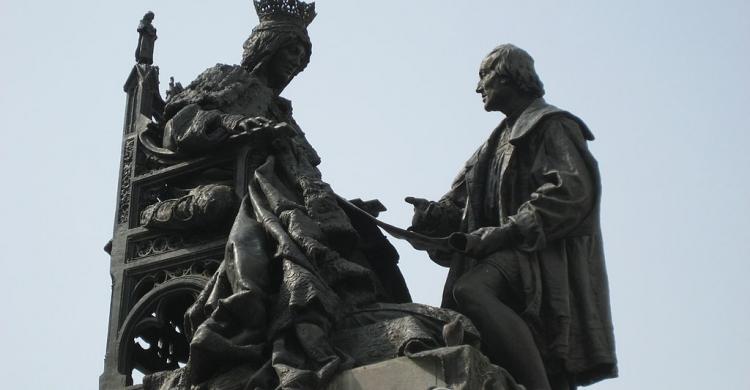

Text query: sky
(0, 0), (749, 389)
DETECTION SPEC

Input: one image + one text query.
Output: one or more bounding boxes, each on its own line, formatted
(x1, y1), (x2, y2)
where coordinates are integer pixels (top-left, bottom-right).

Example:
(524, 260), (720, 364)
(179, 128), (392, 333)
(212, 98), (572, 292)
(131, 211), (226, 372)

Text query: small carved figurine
(165, 76), (183, 101)
(136, 11), (157, 65)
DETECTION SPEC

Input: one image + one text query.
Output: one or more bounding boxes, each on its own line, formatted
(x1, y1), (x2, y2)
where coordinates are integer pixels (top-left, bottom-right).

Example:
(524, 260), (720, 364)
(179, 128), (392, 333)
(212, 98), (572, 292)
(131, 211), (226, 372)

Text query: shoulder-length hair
(487, 44), (545, 98)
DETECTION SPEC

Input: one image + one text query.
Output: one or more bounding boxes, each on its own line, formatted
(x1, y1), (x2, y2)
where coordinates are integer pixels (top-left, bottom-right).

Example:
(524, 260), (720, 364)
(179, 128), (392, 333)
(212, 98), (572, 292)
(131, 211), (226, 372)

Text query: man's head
(476, 44), (544, 113)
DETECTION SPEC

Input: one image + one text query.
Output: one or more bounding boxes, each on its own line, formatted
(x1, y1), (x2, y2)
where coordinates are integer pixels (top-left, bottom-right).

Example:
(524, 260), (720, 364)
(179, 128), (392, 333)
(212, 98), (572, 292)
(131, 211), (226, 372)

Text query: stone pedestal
(326, 345), (521, 390)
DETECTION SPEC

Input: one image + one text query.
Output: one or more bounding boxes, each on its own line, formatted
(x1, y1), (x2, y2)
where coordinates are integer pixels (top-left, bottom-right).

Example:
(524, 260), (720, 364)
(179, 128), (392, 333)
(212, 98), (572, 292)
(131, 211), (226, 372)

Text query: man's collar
(500, 98), (594, 144)
(506, 98), (558, 143)
(504, 99), (534, 125)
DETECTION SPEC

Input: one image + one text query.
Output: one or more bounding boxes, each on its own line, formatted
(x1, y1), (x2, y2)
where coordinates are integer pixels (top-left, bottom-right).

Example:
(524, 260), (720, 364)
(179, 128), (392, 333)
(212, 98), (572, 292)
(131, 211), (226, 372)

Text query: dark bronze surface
(405, 44), (617, 390)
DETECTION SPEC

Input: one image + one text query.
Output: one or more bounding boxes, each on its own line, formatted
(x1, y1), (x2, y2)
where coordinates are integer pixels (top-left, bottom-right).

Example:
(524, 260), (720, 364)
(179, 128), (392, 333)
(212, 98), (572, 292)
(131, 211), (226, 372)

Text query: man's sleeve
(419, 160), (469, 237)
(510, 117), (597, 251)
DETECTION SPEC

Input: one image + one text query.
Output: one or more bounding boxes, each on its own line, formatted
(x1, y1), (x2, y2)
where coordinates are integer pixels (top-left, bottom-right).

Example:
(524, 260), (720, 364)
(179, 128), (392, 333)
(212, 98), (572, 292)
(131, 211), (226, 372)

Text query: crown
(253, 0), (316, 27)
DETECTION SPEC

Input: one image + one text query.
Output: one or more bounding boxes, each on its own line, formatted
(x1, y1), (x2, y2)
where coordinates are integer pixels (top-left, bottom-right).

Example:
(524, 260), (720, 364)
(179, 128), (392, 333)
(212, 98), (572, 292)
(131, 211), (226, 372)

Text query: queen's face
(268, 43), (307, 86)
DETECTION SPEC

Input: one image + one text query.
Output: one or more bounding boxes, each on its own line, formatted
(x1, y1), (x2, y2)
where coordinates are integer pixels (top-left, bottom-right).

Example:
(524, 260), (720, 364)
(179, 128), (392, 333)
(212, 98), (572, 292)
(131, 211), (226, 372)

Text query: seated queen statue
(141, 2), (502, 390)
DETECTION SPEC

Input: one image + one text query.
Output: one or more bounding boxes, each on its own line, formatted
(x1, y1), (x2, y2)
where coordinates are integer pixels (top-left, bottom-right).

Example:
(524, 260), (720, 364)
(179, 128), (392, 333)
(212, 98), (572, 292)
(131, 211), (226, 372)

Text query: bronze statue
(139, 2), (482, 389)
(136, 11), (157, 65)
(108, 4), (613, 388)
(406, 44), (617, 390)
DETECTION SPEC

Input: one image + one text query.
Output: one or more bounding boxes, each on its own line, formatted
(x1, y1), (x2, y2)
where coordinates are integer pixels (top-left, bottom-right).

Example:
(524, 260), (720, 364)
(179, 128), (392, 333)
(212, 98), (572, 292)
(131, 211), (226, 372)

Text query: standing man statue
(136, 11), (157, 65)
(406, 44), (617, 390)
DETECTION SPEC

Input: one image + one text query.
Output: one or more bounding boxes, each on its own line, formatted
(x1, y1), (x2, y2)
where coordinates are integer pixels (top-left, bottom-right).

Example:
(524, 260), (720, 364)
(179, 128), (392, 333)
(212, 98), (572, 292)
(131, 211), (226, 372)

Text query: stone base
(326, 345), (521, 390)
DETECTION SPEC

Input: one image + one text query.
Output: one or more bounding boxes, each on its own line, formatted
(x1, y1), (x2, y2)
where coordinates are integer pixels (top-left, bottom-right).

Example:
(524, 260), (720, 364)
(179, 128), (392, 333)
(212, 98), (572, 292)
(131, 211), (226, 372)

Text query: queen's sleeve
(164, 103), (230, 153)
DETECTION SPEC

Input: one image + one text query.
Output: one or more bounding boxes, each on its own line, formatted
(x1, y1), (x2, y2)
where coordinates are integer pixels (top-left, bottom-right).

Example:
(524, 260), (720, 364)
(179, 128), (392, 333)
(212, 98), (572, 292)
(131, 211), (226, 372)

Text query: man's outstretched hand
(405, 196), (433, 233)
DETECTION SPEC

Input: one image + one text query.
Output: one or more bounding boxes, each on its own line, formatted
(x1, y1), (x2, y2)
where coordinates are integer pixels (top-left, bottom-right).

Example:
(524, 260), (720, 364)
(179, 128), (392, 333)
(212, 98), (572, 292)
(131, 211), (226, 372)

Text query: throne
(99, 34), (251, 390)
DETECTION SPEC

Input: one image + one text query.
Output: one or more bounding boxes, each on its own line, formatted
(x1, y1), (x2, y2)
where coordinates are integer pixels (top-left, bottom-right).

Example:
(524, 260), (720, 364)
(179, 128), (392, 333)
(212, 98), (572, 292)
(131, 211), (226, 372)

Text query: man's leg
(453, 262), (551, 390)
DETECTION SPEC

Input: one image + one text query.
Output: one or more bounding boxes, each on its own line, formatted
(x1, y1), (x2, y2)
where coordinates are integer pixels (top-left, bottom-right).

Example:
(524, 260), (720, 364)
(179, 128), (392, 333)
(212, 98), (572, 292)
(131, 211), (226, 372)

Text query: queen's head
(241, 0), (316, 92)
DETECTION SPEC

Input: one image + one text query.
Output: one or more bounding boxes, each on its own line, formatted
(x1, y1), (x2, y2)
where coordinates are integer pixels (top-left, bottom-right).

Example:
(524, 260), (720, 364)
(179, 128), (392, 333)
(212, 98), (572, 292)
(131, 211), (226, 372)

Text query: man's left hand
(450, 226), (518, 258)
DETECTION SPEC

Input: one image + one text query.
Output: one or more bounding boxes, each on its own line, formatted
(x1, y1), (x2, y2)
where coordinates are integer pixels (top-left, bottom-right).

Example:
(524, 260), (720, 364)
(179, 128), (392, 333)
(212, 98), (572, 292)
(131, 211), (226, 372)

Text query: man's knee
(453, 263), (521, 314)
(453, 276), (491, 313)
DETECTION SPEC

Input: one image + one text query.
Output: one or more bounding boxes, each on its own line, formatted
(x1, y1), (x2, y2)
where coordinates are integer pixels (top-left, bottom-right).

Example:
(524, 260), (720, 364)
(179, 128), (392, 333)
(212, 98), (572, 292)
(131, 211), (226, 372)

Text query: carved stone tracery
(118, 276), (209, 384)
(130, 258), (222, 304)
(118, 138), (136, 224)
(128, 233), (224, 261)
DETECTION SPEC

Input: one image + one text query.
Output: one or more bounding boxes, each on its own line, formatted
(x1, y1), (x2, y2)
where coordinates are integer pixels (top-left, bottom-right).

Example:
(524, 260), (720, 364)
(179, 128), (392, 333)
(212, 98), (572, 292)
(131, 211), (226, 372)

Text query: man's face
(476, 54), (514, 112)
(268, 43), (307, 86)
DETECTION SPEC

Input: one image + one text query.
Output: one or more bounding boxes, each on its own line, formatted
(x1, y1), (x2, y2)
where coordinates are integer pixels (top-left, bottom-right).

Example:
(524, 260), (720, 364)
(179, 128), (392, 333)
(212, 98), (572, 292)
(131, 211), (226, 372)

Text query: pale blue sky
(0, 1), (748, 389)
